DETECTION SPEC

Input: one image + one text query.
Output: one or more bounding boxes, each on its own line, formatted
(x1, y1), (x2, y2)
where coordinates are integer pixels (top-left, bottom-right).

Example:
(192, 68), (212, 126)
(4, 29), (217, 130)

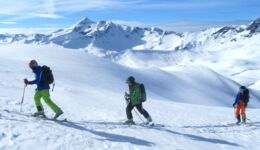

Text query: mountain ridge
(0, 17), (259, 53)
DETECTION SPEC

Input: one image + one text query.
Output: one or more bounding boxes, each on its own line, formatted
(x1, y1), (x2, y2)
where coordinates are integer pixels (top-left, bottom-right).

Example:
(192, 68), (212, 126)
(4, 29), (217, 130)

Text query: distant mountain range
(0, 17), (259, 55)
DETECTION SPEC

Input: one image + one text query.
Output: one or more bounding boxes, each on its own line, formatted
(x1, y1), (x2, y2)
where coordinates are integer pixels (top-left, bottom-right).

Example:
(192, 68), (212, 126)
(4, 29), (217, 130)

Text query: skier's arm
(28, 72), (40, 85)
(125, 92), (130, 100)
(233, 94), (240, 106)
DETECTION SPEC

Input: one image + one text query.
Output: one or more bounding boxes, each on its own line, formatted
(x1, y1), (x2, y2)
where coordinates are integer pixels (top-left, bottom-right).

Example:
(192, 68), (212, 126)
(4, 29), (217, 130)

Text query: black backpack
(243, 89), (250, 104)
(140, 83), (146, 102)
(40, 65), (54, 85)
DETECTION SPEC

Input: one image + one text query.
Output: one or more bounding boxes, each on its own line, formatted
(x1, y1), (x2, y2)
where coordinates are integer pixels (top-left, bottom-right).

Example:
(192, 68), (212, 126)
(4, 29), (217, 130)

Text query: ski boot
(54, 109), (64, 120)
(236, 115), (241, 125)
(146, 116), (154, 126)
(32, 111), (46, 118)
(242, 119), (246, 124)
(124, 119), (135, 125)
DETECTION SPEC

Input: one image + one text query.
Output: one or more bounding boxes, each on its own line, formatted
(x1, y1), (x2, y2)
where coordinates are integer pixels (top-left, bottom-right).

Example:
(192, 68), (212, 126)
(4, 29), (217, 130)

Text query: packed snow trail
(1, 102), (260, 150)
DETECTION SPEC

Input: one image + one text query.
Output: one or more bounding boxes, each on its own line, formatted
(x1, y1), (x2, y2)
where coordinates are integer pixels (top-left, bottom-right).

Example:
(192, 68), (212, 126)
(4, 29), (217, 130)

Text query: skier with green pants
(24, 60), (63, 119)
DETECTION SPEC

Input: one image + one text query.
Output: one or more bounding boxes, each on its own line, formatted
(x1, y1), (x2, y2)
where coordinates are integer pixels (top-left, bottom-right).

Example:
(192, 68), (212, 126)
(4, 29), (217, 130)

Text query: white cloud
(0, 27), (59, 34)
(0, 0), (142, 21)
(0, 21), (17, 25)
(132, 1), (220, 9)
(32, 14), (63, 19)
(0, 0), (44, 15)
(44, 0), (55, 15)
(0, 0), (255, 25)
(159, 20), (251, 32)
(0, 0), (59, 22)
(112, 20), (147, 27)
(111, 19), (251, 32)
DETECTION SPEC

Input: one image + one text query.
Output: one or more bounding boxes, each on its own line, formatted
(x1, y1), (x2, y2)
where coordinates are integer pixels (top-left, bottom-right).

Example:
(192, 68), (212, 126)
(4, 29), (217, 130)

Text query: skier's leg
(135, 104), (150, 119)
(34, 90), (43, 112)
(126, 102), (134, 120)
(41, 90), (61, 113)
(241, 103), (246, 122)
(235, 103), (242, 123)
(136, 104), (153, 124)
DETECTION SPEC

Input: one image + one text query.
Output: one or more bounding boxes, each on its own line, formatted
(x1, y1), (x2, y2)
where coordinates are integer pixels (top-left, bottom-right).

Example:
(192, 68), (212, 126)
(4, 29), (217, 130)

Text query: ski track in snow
(1, 106), (260, 150)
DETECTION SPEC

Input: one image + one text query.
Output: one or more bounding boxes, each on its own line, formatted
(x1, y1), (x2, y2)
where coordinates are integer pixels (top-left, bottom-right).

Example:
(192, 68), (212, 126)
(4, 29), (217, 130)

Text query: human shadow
(150, 126), (242, 147)
(0, 117), (27, 123)
(244, 121), (260, 127)
(165, 128), (241, 146)
(183, 124), (235, 128)
(58, 120), (241, 147)
(55, 120), (155, 147)
(0, 111), (28, 123)
(183, 121), (260, 129)
(81, 121), (126, 126)
(81, 120), (165, 128)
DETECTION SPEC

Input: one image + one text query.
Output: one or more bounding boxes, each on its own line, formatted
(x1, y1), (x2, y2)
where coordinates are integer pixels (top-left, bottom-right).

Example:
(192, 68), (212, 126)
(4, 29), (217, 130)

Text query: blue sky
(0, 0), (259, 33)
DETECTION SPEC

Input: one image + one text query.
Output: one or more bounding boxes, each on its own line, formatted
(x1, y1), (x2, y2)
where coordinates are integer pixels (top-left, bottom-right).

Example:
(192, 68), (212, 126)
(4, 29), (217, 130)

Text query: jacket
(129, 82), (142, 106)
(28, 66), (50, 90)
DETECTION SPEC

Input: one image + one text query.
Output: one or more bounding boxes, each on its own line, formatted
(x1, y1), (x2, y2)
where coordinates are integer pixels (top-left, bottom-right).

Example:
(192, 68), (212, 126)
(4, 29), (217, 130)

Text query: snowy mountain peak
(70, 17), (95, 32)
(247, 18), (260, 35)
(74, 17), (95, 26)
(212, 26), (243, 38)
(96, 20), (117, 29)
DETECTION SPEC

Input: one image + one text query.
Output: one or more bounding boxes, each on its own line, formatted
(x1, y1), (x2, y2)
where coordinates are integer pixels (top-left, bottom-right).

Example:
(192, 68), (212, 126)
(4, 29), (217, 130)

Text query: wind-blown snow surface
(112, 33), (260, 90)
(1, 44), (260, 149)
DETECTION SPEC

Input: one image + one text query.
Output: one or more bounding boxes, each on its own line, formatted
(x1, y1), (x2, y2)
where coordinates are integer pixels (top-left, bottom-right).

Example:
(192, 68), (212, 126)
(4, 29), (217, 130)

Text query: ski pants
(34, 89), (60, 113)
(235, 102), (246, 121)
(126, 102), (150, 120)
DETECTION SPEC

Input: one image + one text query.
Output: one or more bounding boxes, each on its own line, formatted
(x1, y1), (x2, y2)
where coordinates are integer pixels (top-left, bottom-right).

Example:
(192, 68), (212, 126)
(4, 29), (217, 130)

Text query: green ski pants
(34, 90), (60, 113)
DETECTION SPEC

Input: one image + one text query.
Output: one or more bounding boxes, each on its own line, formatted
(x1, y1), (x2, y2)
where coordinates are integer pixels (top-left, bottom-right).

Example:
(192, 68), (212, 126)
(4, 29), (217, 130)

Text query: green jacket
(129, 82), (142, 106)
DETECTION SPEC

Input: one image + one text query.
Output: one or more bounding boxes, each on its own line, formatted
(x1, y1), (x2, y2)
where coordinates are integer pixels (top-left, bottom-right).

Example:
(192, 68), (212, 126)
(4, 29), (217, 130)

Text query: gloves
(124, 92), (130, 101)
(24, 78), (29, 85)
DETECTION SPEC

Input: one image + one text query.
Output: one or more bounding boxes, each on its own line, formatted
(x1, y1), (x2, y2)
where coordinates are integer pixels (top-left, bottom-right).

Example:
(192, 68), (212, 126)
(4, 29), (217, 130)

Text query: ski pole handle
(124, 92), (129, 100)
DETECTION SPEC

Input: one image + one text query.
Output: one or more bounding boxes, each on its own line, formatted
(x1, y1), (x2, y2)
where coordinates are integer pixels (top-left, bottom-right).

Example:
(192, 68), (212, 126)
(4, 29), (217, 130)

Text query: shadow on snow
(59, 120), (242, 147)
(0, 110), (244, 148)
(56, 120), (155, 147)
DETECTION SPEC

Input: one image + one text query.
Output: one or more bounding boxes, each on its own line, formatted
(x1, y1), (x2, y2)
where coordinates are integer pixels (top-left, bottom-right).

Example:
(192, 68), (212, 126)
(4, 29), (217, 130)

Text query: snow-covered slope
(1, 44), (260, 149)
(2, 44), (258, 108)
(112, 33), (260, 90)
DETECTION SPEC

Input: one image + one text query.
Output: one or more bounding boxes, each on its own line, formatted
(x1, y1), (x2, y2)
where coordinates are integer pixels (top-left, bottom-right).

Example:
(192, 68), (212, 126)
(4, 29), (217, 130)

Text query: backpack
(243, 89), (250, 104)
(140, 83), (146, 102)
(40, 65), (54, 85)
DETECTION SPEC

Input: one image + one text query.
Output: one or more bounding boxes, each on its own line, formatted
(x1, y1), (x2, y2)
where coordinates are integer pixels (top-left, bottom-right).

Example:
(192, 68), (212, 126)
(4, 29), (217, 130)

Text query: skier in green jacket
(124, 76), (153, 125)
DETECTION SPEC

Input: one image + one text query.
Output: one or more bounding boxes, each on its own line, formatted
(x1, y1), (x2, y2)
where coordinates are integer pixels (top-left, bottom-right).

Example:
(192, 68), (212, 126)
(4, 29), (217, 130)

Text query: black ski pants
(126, 102), (150, 120)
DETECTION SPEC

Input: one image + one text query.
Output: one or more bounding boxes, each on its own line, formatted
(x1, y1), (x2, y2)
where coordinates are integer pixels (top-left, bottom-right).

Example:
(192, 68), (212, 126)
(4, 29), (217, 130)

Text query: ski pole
(20, 84), (26, 112)
(133, 108), (145, 123)
(52, 83), (55, 92)
(124, 92), (145, 123)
